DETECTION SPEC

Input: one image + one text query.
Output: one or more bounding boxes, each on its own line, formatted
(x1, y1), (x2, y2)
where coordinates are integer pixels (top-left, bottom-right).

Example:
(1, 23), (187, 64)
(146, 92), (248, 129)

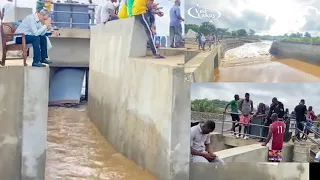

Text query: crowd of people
(1, 0), (184, 66)
(223, 93), (318, 162)
(190, 93), (319, 164)
(94, 0), (184, 59)
(196, 32), (220, 51)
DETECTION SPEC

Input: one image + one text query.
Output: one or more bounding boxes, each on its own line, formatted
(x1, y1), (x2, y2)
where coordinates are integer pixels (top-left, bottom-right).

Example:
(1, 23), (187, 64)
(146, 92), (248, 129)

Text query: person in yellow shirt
(119, 0), (129, 19)
(132, 0), (164, 59)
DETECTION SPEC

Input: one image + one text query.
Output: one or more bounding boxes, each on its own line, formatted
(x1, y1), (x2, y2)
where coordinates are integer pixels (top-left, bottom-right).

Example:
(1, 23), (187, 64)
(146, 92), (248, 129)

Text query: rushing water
(45, 106), (155, 180)
(214, 41), (320, 82)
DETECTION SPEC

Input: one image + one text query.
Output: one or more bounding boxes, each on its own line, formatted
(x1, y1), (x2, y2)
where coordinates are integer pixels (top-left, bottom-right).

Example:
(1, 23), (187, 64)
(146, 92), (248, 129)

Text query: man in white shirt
(101, 0), (118, 24)
(1, 0), (14, 22)
(15, 9), (52, 67)
(190, 120), (224, 163)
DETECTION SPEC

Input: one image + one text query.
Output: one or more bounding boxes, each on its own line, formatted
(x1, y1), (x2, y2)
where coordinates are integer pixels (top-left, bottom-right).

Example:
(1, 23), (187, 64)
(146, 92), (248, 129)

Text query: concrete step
(146, 48), (185, 56)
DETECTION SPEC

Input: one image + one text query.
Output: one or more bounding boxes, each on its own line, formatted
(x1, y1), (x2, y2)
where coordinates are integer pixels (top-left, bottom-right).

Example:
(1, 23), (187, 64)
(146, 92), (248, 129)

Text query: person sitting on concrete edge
(262, 113), (286, 162)
(190, 120), (225, 163)
(14, 9), (53, 67)
(132, 0), (165, 59)
(169, 0), (184, 48)
(101, 0), (119, 23)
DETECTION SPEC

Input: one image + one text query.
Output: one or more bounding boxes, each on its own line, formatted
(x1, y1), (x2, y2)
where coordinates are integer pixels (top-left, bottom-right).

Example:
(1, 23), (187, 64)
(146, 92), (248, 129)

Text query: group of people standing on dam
(191, 93), (319, 164)
(95, 0), (184, 59)
(222, 94), (318, 162)
(196, 32), (220, 51)
(2, 0), (184, 67)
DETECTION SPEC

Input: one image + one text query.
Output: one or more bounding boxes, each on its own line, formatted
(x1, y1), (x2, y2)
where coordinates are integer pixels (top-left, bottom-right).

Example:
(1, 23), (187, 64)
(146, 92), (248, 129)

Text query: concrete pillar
(0, 66), (49, 180)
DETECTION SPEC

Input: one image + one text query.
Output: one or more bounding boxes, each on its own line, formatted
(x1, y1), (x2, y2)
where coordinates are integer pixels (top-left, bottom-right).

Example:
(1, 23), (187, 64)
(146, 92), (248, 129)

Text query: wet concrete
(45, 106), (155, 180)
(214, 41), (320, 82)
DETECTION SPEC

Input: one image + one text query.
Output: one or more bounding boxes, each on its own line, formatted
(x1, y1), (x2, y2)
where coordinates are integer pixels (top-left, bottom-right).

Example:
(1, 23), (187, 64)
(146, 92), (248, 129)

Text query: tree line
(185, 22), (255, 37)
(185, 22), (314, 39)
(191, 98), (229, 113)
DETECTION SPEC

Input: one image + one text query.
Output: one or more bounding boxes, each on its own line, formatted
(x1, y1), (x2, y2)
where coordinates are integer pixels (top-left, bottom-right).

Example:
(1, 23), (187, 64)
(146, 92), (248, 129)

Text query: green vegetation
(191, 98), (229, 114)
(280, 37), (320, 45)
(185, 22), (254, 38)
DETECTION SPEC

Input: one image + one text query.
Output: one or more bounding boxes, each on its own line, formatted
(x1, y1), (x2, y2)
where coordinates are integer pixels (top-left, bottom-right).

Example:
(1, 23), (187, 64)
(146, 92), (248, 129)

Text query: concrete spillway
(49, 68), (85, 105)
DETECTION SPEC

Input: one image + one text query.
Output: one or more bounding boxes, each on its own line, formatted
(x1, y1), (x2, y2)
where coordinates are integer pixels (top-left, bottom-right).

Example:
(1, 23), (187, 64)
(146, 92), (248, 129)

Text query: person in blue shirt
(14, 9), (52, 67)
(169, 0), (184, 48)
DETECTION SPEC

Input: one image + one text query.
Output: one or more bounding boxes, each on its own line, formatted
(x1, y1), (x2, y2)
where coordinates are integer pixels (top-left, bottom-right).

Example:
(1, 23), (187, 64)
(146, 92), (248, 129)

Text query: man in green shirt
(224, 94), (241, 136)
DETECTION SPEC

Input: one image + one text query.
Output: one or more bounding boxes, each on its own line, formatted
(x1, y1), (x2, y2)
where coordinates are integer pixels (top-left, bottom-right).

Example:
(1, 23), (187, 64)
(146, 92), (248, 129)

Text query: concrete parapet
(270, 41), (320, 65)
(184, 46), (219, 82)
(48, 29), (90, 67)
(220, 39), (244, 58)
(209, 133), (294, 162)
(0, 66), (49, 180)
(88, 17), (189, 180)
(190, 163), (308, 180)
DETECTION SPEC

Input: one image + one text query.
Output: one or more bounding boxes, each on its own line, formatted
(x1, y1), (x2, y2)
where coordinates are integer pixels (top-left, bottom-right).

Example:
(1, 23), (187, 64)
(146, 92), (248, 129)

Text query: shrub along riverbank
(280, 37), (320, 45)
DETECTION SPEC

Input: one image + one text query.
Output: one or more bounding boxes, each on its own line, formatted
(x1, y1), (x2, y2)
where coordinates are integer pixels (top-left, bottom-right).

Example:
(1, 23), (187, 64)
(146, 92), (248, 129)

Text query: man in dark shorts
(294, 99), (307, 140)
(262, 113), (286, 162)
(224, 94), (240, 136)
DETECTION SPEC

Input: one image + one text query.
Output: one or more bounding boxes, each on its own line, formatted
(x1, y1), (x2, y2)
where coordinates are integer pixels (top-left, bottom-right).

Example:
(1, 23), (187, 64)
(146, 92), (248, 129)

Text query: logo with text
(187, 4), (221, 22)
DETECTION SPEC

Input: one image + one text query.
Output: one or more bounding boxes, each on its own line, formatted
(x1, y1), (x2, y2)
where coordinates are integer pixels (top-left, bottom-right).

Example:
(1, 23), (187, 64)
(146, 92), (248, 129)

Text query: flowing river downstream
(214, 41), (320, 82)
(45, 106), (155, 180)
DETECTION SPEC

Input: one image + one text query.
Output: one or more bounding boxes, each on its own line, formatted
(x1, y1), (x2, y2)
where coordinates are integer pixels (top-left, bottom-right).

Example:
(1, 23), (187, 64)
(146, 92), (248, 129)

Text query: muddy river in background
(45, 106), (155, 180)
(214, 41), (320, 82)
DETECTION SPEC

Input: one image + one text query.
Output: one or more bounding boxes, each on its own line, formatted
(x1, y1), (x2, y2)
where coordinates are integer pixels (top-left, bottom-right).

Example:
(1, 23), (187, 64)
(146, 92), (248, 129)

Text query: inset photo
(184, 0), (320, 82)
(190, 83), (320, 163)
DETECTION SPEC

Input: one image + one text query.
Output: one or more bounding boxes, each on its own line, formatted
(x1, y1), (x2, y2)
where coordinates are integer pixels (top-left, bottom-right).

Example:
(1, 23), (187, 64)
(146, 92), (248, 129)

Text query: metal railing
(220, 112), (320, 145)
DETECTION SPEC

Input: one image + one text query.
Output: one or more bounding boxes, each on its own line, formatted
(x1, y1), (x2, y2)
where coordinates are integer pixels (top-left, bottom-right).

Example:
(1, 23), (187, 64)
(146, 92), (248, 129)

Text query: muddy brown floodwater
(45, 106), (155, 180)
(214, 41), (320, 82)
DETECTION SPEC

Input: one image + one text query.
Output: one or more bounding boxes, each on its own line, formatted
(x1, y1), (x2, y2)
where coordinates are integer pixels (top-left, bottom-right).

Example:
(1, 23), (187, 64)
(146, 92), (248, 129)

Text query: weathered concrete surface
(270, 41), (320, 66)
(21, 68), (49, 180)
(184, 50), (200, 64)
(209, 133), (294, 162)
(88, 17), (189, 180)
(217, 143), (294, 162)
(0, 67), (24, 180)
(190, 163), (308, 180)
(184, 39), (243, 83)
(184, 46), (219, 82)
(0, 66), (48, 180)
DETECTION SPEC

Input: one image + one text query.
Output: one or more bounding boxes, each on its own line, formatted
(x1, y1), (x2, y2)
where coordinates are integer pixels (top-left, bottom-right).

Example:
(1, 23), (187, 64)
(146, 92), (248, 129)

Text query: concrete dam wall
(0, 66), (48, 180)
(270, 41), (320, 66)
(88, 18), (190, 180)
(220, 39), (245, 58)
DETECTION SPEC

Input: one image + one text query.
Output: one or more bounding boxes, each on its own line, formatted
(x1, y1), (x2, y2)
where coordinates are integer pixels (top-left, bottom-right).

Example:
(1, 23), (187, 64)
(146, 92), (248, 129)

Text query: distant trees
(304, 32), (312, 38)
(199, 22), (216, 35)
(231, 31), (237, 37)
(191, 99), (229, 113)
(248, 29), (255, 36)
(236, 29), (248, 37)
(185, 24), (199, 33)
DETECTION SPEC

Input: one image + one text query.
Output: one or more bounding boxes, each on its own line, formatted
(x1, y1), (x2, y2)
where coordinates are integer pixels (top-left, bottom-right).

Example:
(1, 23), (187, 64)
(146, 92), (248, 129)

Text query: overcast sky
(191, 83), (320, 114)
(14, 0), (183, 36)
(186, 0), (320, 36)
